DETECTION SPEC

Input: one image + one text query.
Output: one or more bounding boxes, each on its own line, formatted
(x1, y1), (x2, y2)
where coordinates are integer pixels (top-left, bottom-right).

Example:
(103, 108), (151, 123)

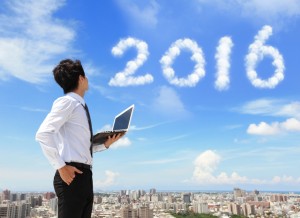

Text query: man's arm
(92, 133), (124, 152)
(36, 97), (82, 185)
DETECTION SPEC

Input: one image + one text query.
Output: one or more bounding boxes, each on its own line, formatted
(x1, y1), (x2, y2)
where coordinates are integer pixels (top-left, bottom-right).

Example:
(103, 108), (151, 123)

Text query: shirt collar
(66, 92), (85, 105)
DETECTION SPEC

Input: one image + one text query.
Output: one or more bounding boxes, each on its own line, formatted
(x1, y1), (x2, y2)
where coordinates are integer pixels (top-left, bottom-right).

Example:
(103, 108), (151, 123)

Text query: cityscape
(1, 188), (300, 218)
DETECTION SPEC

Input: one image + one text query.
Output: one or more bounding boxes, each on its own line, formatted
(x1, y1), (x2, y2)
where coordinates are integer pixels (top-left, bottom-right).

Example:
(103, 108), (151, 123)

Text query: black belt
(66, 162), (92, 170)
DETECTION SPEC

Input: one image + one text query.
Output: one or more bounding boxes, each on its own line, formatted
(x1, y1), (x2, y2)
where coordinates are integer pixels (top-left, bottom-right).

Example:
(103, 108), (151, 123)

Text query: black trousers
(53, 168), (93, 218)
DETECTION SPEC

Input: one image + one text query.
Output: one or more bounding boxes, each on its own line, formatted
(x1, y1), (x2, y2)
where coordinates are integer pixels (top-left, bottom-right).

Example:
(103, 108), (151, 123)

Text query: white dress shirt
(36, 92), (107, 169)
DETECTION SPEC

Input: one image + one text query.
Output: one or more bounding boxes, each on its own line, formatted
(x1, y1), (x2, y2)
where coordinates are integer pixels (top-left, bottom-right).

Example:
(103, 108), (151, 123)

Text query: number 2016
(109, 25), (285, 90)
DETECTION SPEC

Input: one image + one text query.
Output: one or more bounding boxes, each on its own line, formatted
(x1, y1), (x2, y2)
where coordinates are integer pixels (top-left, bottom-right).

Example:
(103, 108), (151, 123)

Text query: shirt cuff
(92, 144), (108, 153)
(53, 158), (66, 170)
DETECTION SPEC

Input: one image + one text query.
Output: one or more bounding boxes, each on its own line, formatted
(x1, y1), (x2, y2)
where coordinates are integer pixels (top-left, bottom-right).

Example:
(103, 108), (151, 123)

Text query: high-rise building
(228, 203), (241, 215)
(3, 190), (10, 200)
(0, 193), (3, 204)
(149, 189), (156, 195)
(0, 201), (31, 218)
(19, 194), (26, 201)
(183, 193), (191, 203)
(138, 205), (153, 218)
(241, 203), (255, 217)
(193, 202), (208, 214)
(233, 188), (243, 199)
(49, 197), (58, 217)
(0, 204), (9, 217)
(271, 194), (288, 202)
(120, 205), (137, 218)
(44, 192), (55, 200)
(10, 194), (17, 202)
(168, 195), (174, 203)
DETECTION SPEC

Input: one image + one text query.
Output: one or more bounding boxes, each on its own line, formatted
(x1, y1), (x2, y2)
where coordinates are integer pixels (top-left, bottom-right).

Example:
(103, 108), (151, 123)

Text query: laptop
(92, 104), (134, 145)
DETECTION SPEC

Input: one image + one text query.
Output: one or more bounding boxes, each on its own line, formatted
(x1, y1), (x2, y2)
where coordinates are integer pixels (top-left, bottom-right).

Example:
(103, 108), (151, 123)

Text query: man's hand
(104, 133), (124, 149)
(58, 165), (83, 185)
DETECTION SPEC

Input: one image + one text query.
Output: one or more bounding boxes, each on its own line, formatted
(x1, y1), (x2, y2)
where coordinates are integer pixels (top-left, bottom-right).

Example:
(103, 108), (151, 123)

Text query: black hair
(53, 59), (85, 94)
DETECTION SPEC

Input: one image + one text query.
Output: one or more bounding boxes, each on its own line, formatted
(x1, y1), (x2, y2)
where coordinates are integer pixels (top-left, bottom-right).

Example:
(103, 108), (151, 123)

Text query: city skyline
(0, 0), (300, 192)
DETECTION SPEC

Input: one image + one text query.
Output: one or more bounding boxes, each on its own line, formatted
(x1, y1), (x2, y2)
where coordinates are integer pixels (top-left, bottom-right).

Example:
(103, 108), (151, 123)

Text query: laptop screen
(113, 105), (134, 131)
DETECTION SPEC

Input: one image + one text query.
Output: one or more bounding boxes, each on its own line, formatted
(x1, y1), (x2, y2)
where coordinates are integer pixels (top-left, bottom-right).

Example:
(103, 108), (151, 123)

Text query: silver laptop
(93, 104), (134, 145)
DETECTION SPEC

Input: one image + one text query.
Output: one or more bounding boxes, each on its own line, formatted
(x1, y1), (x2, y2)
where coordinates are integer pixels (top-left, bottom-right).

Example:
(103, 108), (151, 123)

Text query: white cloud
(109, 37), (154, 86)
(152, 86), (189, 118)
(281, 118), (300, 131)
(236, 99), (300, 119)
(115, 0), (159, 28)
(136, 157), (187, 165)
(247, 122), (280, 135)
(276, 102), (300, 118)
(196, 0), (300, 24)
(110, 137), (132, 149)
(21, 106), (48, 113)
(214, 36), (233, 91)
(237, 0), (300, 21)
(160, 38), (205, 87)
(247, 118), (300, 135)
(245, 25), (285, 89)
(271, 175), (299, 184)
(94, 170), (119, 189)
(130, 121), (170, 131)
(192, 150), (300, 185)
(0, 0), (76, 83)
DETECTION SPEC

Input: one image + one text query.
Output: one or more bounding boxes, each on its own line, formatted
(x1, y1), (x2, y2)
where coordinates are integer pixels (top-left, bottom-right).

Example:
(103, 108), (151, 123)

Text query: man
(36, 59), (123, 218)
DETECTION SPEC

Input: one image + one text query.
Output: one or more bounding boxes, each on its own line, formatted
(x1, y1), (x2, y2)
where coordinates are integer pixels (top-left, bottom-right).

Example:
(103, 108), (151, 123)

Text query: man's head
(53, 59), (88, 94)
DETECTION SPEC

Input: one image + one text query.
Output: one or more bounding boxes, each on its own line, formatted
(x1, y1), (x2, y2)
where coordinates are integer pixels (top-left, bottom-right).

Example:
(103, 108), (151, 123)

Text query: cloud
(130, 121), (170, 131)
(160, 38), (205, 87)
(0, 0), (76, 83)
(21, 106), (48, 113)
(152, 86), (190, 118)
(238, 0), (300, 22)
(214, 36), (234, 91)
(115, 0), (159, 28)
(247, 118), (300, 135)
(192, 150), (248, 184)
(110, 137), (132, 149)
(109, 37), (154, 86)
(245, 25), (285, 89)
(196, 0), (300, 24)
(247, 122), (280, 135)
(192, 150), (300, 185)
(236, 99), (300, 119)
(94, 170), (119, 189)
(136, 157), (187, 165)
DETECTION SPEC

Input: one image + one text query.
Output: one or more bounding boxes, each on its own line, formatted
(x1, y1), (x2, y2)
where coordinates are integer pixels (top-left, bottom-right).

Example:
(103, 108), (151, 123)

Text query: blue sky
(0, 0), (300, 192)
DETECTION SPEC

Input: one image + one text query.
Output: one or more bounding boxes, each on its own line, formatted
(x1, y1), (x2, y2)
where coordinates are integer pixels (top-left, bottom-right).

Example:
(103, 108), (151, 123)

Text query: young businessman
(36, 59), (123, 218)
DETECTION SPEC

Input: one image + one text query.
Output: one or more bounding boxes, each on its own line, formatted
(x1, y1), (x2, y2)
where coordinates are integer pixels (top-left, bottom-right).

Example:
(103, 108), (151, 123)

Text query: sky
(0, 0), (300, 192)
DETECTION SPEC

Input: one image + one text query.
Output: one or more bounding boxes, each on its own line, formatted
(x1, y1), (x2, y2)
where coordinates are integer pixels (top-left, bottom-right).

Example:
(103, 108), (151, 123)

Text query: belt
(65, 162), (92, 170)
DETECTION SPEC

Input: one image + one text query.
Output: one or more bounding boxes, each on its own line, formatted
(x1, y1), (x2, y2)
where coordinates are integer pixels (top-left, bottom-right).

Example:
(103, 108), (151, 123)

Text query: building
(49, 197), (58, 217)
(138, 205), (153, 218)
(0, 201), (31, 218)
(271, 194), (288, 202)
(183, 193), (191, 203)
(149, 189), (156, 195)
(233, 188), (243, 199)
(193, 202), (208, 214)
(0, 204), (9, 217)
(44, 192), (55, 200)
(241, 203), (255, 217)
(2, 190), (10, 201)
(228, 203), (241, 215)
(120, 205), (138, 218)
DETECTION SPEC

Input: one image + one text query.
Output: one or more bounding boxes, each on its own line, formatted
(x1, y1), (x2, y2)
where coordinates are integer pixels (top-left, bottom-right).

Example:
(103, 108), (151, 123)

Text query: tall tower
(139, 205), (153, 218)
